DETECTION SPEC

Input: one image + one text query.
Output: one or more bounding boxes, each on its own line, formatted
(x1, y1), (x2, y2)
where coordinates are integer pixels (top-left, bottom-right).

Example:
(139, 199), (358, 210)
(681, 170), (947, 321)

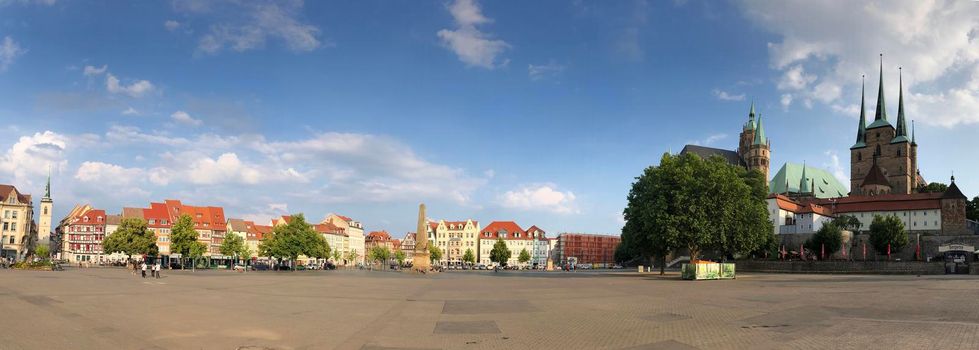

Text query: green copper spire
(911, 120), (916, 145)
(43, 167), (51, 200)
(868, 54), (892, 129)
(744, 101), (756, 130)
(851, 75), (868, 149)
(752, 113), (767, 145)
(892, 67), (909, 143)
(799, 162), (811, 193)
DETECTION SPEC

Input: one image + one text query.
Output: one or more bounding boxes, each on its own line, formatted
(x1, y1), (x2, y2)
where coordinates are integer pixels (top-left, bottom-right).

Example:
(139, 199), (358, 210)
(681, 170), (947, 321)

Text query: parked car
(477, 264), (487, 270)
(169, 262), (183, 270)
(324, 262), (336, 270)
(612, 265), (624, 269)
(251, 263), (270, 271)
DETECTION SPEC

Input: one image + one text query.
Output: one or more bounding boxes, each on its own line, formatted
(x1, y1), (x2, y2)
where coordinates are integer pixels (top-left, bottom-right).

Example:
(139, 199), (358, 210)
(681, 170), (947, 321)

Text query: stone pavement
(2, 268), (979, 349)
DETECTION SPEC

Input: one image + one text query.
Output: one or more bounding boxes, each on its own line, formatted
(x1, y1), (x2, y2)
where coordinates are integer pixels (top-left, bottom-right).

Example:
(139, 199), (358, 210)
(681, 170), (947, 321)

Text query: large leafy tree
(831, 215), (862, 232)
(170, 214), (207, 269)
(967, 196), (979, 221)
(258, 214), (329, 266)
(331, 249), (342, 264)
(489, 238), (511, 266)
(220, 233), (249, 263)
(369, 246), (391, 267)
(429, 245), (443, 264)
(462, 248), (476, 265)
(518, 248), (531, 265)
(394, 250), (407, 266)
(805, 223), (843, 259)
(869, 214), (909, 255)
(919, 182), (948, 193)
(346, 250), (359, 266)
(620, 153), (773, 268)
(102, 218), (158, 260)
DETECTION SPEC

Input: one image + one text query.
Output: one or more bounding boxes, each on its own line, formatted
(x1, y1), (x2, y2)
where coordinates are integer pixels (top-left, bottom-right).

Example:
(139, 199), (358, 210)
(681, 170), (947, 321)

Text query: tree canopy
(463, 248), (476, 264)
(831, 215), (862, 232)
(805, 223), (842, 259)
(919, 182), (948, 193)
(869, 214), (908, 254)
(428, 245), (443, 263)
(489, 238), (511, 266)
(102, 217), (158, 258)
(619, 153), (773, 263)
(369, 246), (392, 265)
(394, 250), (407, 265)
(220, 233), (249, 259)
(967, 196), (978, 221)
(170, 214), (207, 259)
(518, 248), (531, 264)
(258, 214), (330, 261)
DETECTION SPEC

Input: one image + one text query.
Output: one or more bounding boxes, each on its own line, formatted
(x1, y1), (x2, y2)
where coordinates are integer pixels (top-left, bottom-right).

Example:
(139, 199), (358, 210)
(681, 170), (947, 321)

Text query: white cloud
(0, 131), (68, 185)
(164, 20), (181, 31)
(437, 0), (509, 69)
(105, 125), (189, 146)
(823, 150), (848, 188)
(82, 64), (107, 76)
(528, 62), (567, 81)
(195, 2), (322, 54)
(0, 36), (26, 72)
(713, 89), (746, 101)
(739, 0), (979, 126)
(780, 93), (793, 109)
(121, 107), (139, 116)
(499, 184), (578, 214)
(687, 133), (728, 147)
(106, 73), (154, 98)
(170, 110), (202, 126)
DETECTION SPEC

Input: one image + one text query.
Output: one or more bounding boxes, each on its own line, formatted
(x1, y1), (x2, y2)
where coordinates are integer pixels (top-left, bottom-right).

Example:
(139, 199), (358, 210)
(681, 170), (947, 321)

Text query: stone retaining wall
(737, 260), (947, 275)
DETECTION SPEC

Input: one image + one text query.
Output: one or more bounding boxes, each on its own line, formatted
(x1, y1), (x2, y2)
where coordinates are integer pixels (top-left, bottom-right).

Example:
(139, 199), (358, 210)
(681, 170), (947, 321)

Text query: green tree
(805, 223), (843, 259)
(518, 248), (531, 265)
(258, 214), (329, 269)
(489, 238), (511, 266)
(102, 218), (158, 260)
(919, 182), (948, 193)
(35, 245), (50, 259)
(869, 214), (909, 256)
(220, 233), (248, 264)
(394, 250), (407, 266)
(429, 245), (443, 264)
(967, 196), (979, 221)
(831, 215), (862, 232)
(369, 246), (391, 268)
(462, 248), (476, 265)
(170, 214), (207, 270)
(346, 250), (359, 267)
(621, 153), (773, 268)
(331, 249), (342, 264)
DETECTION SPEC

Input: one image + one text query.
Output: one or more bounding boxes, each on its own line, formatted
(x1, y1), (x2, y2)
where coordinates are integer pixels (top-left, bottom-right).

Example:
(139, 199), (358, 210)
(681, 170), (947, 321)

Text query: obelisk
(412, 203), (431, 271)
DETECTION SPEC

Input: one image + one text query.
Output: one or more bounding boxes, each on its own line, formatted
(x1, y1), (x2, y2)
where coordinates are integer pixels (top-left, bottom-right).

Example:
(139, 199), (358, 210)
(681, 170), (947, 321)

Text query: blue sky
(0, 0), (977, 236)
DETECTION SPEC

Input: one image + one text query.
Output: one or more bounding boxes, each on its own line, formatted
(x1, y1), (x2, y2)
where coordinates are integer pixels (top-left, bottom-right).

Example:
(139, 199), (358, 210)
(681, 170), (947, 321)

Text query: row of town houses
(58, 199), (621, 268)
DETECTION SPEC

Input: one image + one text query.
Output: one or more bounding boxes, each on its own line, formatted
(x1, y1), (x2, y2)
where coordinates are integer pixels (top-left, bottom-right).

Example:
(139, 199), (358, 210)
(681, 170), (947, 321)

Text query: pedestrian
(154, 262), (161, 279)
(140, 262), (147, 278)
(132, 261), (138, 276)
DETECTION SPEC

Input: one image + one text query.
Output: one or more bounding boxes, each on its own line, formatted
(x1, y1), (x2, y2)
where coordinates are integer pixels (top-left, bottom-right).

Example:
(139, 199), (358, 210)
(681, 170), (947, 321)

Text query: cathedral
(849, 56), (925, 196)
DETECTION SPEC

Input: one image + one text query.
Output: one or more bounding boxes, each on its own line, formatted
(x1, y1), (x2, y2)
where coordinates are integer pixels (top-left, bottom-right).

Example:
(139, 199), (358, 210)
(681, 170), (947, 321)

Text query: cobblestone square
(2, 268), (979, 350)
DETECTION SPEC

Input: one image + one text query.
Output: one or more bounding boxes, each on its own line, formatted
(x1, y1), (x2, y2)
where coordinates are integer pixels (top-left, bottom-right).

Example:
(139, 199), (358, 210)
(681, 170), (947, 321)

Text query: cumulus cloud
(170, 110), (202, 126)
(0, 36), (26, 72)
(739, 0), (979, 126)
(164, 20), (181, 31)
(106, 73), (154, 97)
(686, 133), (728, 147)
(823, 150), (848, 189)
(499, 184), (578, 214)
(528, 62), (567, 81)
(713, 89), (746, 101)
(83, 64), (107, 76)
(0, 131), (68, 185)
(437, 0), (509, 69)
(193, 1), (323, 54)
(105, 125), (189, 146)
(121, 107), (139, 116)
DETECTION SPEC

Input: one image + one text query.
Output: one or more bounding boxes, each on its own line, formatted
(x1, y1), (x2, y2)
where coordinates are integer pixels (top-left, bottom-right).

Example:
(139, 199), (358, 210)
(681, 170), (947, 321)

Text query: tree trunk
(659, 255), (666, 275)
(689, 246), (700, 263)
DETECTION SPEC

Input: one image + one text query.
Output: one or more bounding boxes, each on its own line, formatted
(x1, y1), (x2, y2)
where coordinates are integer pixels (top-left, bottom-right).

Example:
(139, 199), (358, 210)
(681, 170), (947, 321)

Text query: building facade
(431, 219), (480, 265)
(478, 221), (537, 267)
(62, 208), (106, 262)
(524, 225), (550, 267)
(553, 233), (621, 268)
(322, 214), (365, 264)
(0, 184), (35, 260)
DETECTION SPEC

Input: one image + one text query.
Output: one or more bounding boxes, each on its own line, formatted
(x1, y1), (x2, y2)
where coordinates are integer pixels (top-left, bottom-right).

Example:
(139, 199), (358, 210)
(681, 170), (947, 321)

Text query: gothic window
(897, 149), (902, 157)
(875, 145), (881, 156)
(858, 152), (862, 161)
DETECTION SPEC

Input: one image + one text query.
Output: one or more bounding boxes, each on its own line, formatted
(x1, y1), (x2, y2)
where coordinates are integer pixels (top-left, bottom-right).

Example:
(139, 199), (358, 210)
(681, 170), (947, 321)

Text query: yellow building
(0, 184), (36, 261)
(431, 219), (480, 266)
(322, 213), (365, 265)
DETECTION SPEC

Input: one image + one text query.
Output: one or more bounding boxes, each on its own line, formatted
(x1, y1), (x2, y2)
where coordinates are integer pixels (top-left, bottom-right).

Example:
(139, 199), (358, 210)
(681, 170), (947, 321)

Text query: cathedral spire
(869, 54), (892, 129)
(892, 67), (909, 143)
(911, 120), (917, 145)
(799, 162), (810, 193)
(753, 113), (766, 145)
(851, 75), (867, 149)
(43, 166), (51, 200)
(745, 100), (756, 130)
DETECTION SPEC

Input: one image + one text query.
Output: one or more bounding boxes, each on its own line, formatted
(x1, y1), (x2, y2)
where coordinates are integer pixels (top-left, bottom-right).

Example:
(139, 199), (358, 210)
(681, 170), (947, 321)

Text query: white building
(323, 213), (365, 264)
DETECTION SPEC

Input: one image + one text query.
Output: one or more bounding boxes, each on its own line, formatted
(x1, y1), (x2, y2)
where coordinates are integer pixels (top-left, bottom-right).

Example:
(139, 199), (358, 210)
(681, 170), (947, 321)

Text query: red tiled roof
(367, 230), (392, 241)
(0, 184), (31, 204)
(72, 209), (106, 225)
(480, 221), (528, 240)
(336, 214), (353, 222)
(771, 193), (945, 215)
(314, 223), (348, 237)
(525, 225), (546, 237)
(253, 225), (273, 240)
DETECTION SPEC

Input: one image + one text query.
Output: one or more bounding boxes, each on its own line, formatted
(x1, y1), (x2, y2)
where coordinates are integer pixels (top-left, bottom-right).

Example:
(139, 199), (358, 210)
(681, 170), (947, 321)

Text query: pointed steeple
(799, 162), (811, 193)
(892, 67), (909, 143)
(868, 54), (892, 129)
(851, 75), (868, 149)
(43, 166), (51, 200)
(753, 113), (767, 145)
(911, 120), (917, 145)
(745, 101), (757, 130)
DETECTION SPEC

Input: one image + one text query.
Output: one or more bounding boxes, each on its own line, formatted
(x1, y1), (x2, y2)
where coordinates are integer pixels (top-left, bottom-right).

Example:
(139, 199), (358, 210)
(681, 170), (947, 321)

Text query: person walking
(154, 262), (161, 279)
(132, 261), (138, 276)
(140, 262), (147, 278)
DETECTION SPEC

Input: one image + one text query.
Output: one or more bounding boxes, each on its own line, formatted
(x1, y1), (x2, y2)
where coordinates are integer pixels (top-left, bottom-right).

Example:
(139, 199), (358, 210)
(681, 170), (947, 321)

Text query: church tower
(738, 102), (757, 158)
(850, 55), (916, 195)
(745, 111), (771, 186)
(38, 170), (53, 245)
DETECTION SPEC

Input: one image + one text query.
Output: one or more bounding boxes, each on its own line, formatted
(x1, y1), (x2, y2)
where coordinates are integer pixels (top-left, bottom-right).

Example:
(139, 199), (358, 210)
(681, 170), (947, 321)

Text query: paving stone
(433, 320), (502, 334)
